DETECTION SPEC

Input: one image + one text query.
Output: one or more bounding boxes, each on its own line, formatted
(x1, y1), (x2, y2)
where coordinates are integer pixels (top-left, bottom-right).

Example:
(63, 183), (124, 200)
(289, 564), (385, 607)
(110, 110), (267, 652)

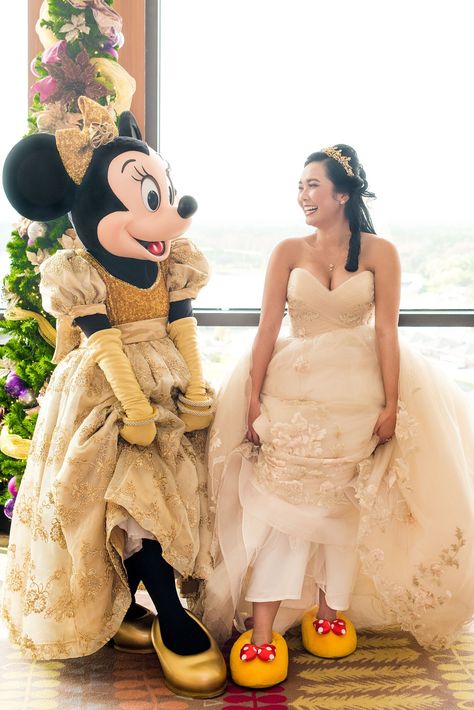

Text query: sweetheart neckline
(291, 267), (373, 293)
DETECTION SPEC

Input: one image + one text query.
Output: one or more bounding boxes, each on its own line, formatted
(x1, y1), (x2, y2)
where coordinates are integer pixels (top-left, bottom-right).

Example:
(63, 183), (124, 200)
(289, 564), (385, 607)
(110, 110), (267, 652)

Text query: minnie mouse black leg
(123, 558), (146, 620)
(126, 539), (210, 655)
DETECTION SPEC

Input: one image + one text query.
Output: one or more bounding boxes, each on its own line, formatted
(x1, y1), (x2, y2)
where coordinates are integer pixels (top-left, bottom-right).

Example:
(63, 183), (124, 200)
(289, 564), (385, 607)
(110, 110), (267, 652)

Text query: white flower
(26, 248), (49, 274)
(270, 412), (326, 458)
(388, 457), (411, 490)
(17, 218), (32, 237)
(364, 547), (385, 573)
(413, 588), (435, 609)
(27, 221), (48, 240)
(58, 229), (83, 251)
(36, 102), (81, 134)
(60, 13), (90, 42)
(293, 356), (310, 373)
(208, 430), (222, 452)
(395, 400), (419, 441)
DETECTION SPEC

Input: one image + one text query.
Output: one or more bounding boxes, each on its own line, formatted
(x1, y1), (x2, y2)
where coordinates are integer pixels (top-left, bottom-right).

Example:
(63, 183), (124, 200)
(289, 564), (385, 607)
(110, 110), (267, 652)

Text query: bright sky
(160, 0), (474, 232)
(1, 1), (473, 237)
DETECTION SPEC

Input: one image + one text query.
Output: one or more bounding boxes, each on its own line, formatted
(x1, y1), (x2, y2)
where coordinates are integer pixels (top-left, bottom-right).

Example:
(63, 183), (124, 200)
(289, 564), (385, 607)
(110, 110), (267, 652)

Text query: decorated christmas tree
(0, 0), (135, 520)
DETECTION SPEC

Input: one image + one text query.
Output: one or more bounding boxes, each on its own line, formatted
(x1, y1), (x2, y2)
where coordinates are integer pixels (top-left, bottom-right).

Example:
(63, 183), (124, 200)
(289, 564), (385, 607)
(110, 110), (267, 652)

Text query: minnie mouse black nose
(177, 195), (198, 219)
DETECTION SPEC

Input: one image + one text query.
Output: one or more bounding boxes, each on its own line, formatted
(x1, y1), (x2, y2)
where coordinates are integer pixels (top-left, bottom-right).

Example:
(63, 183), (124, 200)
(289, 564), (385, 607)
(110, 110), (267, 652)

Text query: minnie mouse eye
(166, 174), (176, 205)
(141, 176), (160, 212)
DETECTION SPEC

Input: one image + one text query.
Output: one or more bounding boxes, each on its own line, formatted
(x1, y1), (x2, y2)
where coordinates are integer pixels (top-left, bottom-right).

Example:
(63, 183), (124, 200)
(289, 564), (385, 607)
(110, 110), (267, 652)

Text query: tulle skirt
(203, 325), (474, 649)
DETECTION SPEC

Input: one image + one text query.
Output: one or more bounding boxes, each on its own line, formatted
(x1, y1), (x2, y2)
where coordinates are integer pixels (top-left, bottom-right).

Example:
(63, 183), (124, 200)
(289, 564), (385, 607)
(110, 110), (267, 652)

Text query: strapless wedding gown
(203, 268), (474, 650)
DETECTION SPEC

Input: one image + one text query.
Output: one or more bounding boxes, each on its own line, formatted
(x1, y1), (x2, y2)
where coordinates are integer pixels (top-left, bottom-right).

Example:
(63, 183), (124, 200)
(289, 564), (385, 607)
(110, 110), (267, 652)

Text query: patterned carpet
(1, 550), (473, 709)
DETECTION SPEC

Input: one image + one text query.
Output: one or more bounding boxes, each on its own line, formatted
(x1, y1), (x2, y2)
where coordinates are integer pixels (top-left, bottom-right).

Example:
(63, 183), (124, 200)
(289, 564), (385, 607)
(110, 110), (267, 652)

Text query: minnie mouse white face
(97, 149), (193, 262)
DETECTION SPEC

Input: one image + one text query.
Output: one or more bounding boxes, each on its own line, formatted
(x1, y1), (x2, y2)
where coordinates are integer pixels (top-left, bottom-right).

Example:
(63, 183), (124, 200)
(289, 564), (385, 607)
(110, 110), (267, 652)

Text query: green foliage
(0, 0), (122, 511)
(5, 403), (38, 439)
(42, 0), (113, 59)
(0, 454), (25, 505)
(0, 324), (54, 392)
(32, 52), (49, 79)
(2, 218), (69, 312)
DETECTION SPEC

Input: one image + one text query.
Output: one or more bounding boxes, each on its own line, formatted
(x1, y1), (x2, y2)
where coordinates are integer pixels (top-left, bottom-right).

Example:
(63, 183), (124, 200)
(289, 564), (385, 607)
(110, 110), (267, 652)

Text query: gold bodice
(80, 251), (170, 325)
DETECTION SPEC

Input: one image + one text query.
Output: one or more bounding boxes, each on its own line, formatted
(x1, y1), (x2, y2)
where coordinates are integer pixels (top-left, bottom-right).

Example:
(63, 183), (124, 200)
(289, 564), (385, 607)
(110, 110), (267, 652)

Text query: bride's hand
(373, 406), (397, 445)
(246, 397), (261, 446)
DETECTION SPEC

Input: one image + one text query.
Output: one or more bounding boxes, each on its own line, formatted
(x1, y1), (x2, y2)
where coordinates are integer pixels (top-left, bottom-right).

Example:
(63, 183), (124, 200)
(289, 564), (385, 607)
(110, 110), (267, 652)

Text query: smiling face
(97, 148), (192, 262)
(298, 160), (348, 228)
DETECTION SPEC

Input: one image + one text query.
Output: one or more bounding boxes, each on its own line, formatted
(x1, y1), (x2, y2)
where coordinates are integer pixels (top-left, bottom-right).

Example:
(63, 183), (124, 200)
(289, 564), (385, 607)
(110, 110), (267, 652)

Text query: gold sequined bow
(55, 96), (118, 185)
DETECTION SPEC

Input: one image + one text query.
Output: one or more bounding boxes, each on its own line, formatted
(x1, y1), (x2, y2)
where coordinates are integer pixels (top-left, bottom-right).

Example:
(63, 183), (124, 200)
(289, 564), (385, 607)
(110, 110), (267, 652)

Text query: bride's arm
(247, 241), (292, 444)
(372, 238), (401, 442)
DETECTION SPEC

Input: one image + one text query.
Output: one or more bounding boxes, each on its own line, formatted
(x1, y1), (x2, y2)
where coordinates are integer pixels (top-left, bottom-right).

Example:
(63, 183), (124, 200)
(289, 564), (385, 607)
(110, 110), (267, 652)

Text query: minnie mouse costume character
(1, 97), (226, 699)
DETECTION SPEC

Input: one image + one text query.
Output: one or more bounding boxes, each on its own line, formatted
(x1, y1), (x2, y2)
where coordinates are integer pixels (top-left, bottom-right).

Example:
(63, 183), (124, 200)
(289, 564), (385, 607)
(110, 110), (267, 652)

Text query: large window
(160, 0), (474, 312)
(159, 0), (474, 396)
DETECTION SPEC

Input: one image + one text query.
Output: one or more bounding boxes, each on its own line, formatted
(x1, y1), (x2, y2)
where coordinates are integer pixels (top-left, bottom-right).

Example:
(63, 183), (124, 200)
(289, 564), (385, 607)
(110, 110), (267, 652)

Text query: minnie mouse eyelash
(131, 165), (152, 182)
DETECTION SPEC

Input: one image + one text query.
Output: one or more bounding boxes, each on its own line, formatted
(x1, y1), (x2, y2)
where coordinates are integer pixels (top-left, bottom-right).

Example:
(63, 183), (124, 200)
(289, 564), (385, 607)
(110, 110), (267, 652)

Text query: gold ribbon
(0, 425), (31, 460)
(56, 96), (118, 185)
(5, 306), (57, 348)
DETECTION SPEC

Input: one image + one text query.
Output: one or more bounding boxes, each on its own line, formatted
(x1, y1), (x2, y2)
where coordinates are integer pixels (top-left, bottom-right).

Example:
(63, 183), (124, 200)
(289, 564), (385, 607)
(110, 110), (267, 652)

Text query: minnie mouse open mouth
(136, 239), (166, 256)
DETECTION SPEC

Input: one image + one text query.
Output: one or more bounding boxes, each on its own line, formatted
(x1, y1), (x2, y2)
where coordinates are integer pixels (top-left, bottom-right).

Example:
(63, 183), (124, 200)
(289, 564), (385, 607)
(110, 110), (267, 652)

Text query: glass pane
(160, 0), (474, 310)
(200, 326), (474, 402)
(0, 3), (28, 300)
(399, 327), (474, 398)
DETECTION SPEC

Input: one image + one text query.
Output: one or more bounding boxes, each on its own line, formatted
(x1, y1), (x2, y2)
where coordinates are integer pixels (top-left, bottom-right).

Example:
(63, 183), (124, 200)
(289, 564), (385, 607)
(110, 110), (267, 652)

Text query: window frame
(17, 0), (473, 330)
(146, 0), (473, 328)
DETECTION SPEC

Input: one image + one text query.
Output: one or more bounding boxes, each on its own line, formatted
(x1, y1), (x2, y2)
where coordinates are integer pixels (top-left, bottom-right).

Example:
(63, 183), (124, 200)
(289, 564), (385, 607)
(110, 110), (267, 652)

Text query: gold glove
(87, 328), (157, 446)
(167, 316), (213, 431)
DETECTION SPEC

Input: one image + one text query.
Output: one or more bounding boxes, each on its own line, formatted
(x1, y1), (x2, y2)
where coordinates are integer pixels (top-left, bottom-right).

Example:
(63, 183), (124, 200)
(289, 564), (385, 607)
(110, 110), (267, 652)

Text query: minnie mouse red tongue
(3, 96), (197, 288)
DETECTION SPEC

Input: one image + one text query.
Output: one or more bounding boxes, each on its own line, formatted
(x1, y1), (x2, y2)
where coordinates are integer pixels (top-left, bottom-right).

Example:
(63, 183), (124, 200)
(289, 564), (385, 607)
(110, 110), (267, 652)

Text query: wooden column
(28, 0), (146, 130)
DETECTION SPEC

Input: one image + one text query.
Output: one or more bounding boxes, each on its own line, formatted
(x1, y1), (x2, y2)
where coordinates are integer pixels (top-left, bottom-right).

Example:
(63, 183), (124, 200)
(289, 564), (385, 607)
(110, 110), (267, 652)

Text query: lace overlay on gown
(1, 240), (213, 660)
(202, 267), (474, 650)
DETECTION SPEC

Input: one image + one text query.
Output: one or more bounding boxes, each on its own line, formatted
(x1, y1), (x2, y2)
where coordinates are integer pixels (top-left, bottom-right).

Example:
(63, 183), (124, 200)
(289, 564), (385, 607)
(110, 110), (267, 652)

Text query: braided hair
(304, 144), (376, 272)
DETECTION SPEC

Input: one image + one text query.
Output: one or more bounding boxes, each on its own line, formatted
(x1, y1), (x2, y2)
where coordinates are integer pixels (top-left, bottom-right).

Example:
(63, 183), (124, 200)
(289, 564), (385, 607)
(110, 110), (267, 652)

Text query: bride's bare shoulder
(271, 236), (309, 260)
(361, 233), (400, 270)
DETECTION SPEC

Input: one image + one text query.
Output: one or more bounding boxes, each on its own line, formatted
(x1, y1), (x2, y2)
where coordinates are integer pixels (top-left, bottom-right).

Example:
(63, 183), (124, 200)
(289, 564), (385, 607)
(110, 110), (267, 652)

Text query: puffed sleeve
(166, 238), (210, 303)
(39, 249), (107, 363)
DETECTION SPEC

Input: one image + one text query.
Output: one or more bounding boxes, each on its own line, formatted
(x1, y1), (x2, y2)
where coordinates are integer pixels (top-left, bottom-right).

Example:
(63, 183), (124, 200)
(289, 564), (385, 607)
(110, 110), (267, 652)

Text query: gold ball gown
(1, 239), (213, 660)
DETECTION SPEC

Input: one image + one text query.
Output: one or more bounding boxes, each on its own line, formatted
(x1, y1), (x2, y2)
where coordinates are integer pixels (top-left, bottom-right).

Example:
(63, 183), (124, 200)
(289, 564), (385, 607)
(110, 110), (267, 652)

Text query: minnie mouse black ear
(2, 133), (77, 221)
(118, 111), (142, 141)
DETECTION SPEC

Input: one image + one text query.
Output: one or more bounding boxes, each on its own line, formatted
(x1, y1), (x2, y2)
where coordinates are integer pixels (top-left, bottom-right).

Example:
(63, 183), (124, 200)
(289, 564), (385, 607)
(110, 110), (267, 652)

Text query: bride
(202, 144), (474, 689)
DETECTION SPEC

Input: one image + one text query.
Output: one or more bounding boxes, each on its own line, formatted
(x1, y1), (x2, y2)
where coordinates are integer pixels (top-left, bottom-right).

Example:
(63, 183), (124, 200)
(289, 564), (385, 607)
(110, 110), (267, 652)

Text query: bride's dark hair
(305, 144), (376, 272)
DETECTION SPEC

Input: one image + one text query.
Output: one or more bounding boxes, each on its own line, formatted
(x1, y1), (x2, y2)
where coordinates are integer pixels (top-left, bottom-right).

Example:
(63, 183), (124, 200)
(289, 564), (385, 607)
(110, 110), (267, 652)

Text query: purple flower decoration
(42, 39), (68, 66)
(30, 75), (58, 102)
(4, 498), (15, 519)
(4, 371), (29, 399)
(7, 477), (18, 497)
(101, 39), (118, 60)
(45, 43), (108, 109)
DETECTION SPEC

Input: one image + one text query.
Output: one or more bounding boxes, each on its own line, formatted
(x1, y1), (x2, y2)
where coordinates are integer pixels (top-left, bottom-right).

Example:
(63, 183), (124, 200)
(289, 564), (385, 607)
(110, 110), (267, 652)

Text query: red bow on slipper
(239, 643), (277, 662)
(313, 618), (347, 636)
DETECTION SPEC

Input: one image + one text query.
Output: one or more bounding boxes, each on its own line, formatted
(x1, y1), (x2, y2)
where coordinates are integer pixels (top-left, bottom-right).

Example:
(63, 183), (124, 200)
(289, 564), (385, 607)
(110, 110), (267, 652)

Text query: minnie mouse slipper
(301, 608), (357, 658)
(230, 629), (288, 688)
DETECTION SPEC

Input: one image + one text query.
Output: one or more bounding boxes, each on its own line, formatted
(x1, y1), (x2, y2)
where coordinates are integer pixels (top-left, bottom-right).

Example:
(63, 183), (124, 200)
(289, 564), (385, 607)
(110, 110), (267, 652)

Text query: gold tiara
(321, 146), (354, 177)
(56, 96), (118, 185)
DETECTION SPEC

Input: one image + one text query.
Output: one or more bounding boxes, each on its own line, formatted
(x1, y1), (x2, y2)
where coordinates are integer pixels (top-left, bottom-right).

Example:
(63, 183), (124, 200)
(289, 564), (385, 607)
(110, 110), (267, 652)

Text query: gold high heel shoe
(151, 610), (227, 698)
(112, 603), (155, 654)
